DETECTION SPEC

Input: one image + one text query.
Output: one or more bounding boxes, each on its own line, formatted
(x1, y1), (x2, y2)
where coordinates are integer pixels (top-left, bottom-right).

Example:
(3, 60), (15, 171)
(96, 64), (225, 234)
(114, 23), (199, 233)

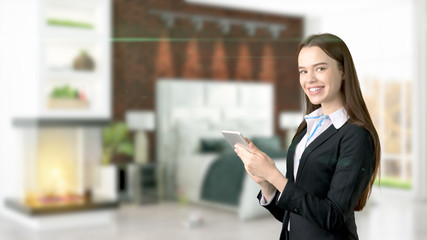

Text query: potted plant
(94, 122), (134, 200)
(73, 50), (95, 71)
(101, 122), (134, 165)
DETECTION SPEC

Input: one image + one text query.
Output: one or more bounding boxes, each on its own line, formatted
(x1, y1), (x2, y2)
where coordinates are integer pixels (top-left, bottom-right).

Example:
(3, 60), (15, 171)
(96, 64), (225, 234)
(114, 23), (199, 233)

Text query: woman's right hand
(245, 165), (266, 184)
(238, 137), (267, 184)
(239, 138), (277, 200)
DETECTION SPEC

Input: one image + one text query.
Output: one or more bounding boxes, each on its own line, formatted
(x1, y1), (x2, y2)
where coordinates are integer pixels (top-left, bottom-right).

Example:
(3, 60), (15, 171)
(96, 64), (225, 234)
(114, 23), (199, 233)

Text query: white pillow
(174, 119), (227, 156)
(209, 121), (239, 133)
(238, 120), (273, 137)
(222, 108), (270, 121)
(174, 120), (210, 156)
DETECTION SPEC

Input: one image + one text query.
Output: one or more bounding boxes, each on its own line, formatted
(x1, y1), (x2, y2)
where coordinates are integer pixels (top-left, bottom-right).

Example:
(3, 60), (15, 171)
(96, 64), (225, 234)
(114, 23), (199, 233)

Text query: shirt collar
(305, 107), (349, 129)
(328, 107), (349, 129)
(305, 108), (323, 119)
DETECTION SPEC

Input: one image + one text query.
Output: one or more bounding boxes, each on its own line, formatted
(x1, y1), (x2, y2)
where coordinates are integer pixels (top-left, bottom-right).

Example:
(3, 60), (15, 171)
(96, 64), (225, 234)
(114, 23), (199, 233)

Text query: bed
(155, 79), (287, 220)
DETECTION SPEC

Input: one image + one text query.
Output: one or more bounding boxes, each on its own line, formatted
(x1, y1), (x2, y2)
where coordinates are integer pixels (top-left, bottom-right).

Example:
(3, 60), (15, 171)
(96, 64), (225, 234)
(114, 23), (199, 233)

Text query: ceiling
(186, 0), (406, 17)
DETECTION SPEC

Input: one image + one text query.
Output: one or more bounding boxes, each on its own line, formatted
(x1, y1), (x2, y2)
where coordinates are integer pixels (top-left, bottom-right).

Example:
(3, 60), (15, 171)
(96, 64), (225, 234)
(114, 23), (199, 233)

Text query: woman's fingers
(235, 145), (259, 171)
(243, 137), (259, 153)
(234, 145), (249, 163)
(234, 143), (251, 154)
(249, 142), (260, 153)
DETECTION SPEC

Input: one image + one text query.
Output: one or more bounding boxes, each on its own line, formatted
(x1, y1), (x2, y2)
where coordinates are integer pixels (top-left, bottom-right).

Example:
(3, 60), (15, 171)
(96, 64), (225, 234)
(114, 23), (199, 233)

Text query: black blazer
(258, 122), (375, 240)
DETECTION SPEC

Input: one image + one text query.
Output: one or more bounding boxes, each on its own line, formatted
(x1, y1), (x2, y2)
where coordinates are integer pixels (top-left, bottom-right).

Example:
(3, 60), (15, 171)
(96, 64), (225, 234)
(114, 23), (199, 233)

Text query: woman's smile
(307, 86), (325, 95)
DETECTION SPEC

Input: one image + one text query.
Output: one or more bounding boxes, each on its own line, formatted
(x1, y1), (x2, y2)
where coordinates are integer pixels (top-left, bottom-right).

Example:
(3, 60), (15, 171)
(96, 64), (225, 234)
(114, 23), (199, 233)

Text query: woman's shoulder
(339, 122), (370, 138)
(338, 122), (375, 155)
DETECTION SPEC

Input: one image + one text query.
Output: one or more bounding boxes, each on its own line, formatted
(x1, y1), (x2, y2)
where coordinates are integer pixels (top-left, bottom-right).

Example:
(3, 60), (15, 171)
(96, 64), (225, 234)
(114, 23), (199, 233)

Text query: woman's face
(298, 46), (344, 114)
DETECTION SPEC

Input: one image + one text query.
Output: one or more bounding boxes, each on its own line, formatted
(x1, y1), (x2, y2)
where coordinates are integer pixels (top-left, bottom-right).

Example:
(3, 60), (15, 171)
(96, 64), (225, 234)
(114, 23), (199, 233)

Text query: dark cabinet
(137, 163), (158, 204)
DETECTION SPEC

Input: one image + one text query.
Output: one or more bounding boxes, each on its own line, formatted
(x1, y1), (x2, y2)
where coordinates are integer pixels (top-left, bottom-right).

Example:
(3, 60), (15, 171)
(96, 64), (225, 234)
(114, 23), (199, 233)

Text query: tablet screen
(221, 130), (252, 153)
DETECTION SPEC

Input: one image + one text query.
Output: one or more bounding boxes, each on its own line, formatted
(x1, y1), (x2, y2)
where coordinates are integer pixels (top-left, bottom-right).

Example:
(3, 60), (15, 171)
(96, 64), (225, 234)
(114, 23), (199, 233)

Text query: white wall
(0, 0), (41, 215)
(304, 1), (414, 83)
(413, 0), (427, 200)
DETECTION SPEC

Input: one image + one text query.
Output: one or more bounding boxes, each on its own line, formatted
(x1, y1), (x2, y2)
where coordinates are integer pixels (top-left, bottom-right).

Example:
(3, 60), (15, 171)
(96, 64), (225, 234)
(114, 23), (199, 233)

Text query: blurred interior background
(0, 0), (426, 239)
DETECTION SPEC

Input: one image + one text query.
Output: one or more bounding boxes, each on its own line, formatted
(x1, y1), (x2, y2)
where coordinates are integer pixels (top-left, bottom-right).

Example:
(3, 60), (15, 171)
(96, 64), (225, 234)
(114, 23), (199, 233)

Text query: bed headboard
(155, 79), (274, 199)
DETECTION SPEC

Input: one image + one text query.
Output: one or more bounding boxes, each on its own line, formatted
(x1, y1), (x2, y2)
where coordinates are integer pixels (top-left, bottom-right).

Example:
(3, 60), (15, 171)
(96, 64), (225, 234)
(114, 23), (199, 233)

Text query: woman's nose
(305, 70), (316, 83)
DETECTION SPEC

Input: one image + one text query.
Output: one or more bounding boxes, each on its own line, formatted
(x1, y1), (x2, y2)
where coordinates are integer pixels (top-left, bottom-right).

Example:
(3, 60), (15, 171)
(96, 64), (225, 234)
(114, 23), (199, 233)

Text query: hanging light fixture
(149, 9), (286, 38)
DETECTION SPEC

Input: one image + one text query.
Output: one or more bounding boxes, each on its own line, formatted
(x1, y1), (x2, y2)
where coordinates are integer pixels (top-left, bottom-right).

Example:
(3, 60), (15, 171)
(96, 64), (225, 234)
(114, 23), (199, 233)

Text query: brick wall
(113, 0), (303, 161)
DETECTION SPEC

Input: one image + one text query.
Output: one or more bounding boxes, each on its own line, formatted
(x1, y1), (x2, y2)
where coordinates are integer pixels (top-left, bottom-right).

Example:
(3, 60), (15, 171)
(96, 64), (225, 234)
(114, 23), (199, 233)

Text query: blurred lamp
(126, 111), (155, 164)
(279, 111), (302, 148)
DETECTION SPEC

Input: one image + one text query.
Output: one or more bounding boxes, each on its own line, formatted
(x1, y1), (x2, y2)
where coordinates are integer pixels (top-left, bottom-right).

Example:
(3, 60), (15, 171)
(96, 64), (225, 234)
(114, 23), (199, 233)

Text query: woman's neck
(321, 103), (344, 115)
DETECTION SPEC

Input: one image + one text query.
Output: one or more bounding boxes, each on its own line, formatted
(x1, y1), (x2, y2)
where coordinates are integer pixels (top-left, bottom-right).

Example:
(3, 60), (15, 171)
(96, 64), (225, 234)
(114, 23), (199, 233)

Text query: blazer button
(294, 208), (299, 213)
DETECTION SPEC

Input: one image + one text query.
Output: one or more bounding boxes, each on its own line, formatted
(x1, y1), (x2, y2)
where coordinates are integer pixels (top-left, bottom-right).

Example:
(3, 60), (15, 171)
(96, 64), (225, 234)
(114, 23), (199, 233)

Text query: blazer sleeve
(276, 126), (375, 232)
(257, 190), (285, 222)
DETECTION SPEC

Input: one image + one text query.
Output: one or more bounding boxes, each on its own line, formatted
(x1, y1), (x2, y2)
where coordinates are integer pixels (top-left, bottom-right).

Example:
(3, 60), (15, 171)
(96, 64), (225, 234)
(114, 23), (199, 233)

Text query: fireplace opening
(23, 127), (86, 208)
(7, 118), (118, 216)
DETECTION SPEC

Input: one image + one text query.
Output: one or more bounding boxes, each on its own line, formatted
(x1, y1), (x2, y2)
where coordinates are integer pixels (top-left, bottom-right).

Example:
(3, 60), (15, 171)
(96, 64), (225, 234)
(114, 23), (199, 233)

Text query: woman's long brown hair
(293, 33), (381, 211)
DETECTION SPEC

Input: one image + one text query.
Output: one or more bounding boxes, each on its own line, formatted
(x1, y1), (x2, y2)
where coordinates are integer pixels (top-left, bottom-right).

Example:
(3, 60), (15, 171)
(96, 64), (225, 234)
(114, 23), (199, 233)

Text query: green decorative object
(73, 50), (95, 71)
(50, 85), (79, 99)
(47, 18), (94, 29)
(102, 122), (134, 165)
(48, 85), (89, 109)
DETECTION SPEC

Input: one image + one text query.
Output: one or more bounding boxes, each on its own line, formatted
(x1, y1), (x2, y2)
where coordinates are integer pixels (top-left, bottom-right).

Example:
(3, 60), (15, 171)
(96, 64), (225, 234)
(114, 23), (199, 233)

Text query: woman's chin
(308, 98), (322, 106)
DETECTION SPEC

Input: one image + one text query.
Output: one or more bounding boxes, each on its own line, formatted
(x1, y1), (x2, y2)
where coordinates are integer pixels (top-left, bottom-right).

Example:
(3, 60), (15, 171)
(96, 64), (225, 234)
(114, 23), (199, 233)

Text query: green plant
(374, 177), (412, 190)
(47, 18), (94, 29)
(50, 85), (79, 99)
(102, 122), (134, 165)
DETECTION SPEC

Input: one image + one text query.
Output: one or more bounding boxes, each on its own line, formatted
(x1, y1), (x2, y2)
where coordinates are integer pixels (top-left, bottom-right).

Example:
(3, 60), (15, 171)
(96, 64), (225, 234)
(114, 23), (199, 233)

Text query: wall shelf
(12, 117), (111, 127)
(46, 69), (101, 81)
(41, 0), (111, 117)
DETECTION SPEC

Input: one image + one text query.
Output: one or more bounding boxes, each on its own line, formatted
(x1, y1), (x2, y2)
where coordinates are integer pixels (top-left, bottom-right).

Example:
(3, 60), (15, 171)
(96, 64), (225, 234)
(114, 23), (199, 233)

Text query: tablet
(221, 130), (252, 153)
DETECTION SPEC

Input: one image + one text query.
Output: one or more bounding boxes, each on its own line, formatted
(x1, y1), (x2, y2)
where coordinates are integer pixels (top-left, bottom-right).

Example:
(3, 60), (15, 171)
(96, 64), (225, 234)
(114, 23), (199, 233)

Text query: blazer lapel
(286, 129), (306, 182)
(296, 125), (339, 182)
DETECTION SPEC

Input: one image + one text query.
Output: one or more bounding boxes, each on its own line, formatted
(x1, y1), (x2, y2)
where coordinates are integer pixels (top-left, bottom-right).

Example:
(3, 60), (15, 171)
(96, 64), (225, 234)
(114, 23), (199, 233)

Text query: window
(317, 1), (414, 189)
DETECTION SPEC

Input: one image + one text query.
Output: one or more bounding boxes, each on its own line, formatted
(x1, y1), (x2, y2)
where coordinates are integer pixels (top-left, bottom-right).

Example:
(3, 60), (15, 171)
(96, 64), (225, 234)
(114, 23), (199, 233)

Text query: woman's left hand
(234, 138), (277, 182)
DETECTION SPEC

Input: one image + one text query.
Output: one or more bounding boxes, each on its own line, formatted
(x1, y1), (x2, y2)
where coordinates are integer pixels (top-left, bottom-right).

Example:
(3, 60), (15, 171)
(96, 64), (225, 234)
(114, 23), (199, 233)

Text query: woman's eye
(299, 70), (307, 74)
(316, 67), (325, 72)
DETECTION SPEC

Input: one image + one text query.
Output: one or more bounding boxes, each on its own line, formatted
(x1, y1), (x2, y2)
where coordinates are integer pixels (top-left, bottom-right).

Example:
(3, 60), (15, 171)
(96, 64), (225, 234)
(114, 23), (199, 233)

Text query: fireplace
(5, 118), (118, 230)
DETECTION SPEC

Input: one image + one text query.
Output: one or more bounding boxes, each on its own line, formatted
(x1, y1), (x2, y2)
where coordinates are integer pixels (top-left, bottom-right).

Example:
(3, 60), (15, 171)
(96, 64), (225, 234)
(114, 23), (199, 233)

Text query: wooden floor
(1, 195), (427, 240)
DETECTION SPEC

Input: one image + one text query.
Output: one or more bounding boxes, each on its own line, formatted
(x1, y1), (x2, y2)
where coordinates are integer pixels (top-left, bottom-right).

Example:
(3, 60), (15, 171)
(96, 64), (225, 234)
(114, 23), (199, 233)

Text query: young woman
(234, 33), (381, 240)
